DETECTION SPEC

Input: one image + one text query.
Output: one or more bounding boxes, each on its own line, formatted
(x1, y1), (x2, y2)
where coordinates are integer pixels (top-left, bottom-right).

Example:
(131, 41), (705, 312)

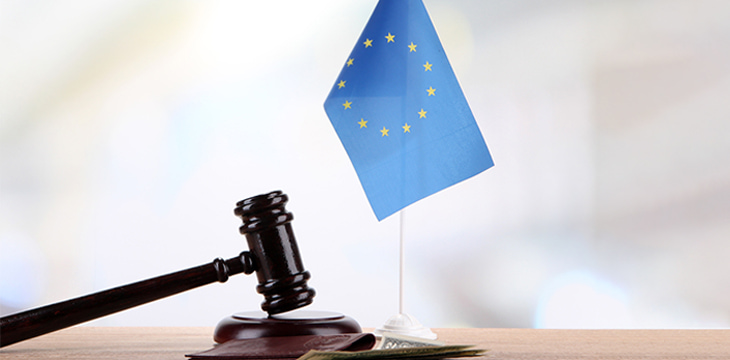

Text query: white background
(2, 0), (729, 329)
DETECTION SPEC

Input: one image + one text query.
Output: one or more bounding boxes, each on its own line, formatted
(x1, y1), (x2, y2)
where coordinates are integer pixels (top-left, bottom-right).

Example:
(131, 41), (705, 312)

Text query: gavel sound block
(0, 191), (360, 348)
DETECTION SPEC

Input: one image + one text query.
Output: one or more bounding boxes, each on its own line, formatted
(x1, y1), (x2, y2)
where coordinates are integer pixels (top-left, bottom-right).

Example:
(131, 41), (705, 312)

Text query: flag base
(374, 313), (437, 340)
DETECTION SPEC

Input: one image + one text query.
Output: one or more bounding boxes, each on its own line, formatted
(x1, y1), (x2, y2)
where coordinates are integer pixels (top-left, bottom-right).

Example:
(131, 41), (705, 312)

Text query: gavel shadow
(0, 191), (360, 348)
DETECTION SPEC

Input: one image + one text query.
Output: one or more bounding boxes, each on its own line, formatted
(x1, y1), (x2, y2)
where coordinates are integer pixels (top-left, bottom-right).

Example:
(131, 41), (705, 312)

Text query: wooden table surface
(1, 327), (728, 359)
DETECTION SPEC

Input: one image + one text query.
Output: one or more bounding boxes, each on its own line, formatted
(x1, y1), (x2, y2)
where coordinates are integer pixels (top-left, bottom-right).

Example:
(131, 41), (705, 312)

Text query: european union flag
(324, 0), (494, 221)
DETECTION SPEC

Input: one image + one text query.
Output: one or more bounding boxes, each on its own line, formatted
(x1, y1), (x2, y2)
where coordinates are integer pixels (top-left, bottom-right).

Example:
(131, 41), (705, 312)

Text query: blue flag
(324, 0), (494, 221)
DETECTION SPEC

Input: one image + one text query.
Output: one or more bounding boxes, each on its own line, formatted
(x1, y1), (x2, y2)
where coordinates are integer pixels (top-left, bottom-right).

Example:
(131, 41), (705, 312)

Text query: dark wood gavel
(0, 191), (316, 347)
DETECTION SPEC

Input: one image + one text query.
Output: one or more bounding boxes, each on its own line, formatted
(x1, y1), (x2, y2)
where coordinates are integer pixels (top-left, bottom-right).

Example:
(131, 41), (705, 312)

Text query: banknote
(298, 342), (486, 360)
(377, 332), (445, 349)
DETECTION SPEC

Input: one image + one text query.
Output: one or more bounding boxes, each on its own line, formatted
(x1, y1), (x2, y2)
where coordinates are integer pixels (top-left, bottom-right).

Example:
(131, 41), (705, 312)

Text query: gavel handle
(0, 252), (255, 348)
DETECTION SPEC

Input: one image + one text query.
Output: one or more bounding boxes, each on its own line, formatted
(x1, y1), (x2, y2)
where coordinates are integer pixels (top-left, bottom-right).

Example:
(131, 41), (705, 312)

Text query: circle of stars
(336, 31), (437, 140)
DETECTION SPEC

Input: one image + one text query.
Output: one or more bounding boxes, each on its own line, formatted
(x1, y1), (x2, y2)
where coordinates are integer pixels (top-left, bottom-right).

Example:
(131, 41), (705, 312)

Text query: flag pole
(374, 208), (436, 339)
(399, 210), (405, 315)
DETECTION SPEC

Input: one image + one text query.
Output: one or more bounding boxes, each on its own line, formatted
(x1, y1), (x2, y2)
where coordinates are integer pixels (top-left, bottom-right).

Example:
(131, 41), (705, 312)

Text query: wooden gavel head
(235, 191), (316, 315)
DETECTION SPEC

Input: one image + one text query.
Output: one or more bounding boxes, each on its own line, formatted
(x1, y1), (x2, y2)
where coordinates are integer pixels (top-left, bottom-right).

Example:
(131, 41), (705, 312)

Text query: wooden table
(1, 327), (728, 359)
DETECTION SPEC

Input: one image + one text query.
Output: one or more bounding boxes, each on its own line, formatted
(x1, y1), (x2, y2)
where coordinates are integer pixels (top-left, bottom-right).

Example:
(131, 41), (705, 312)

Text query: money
(297, 333), (486, 360)
(377, 332), (445, 349)
(297, 345), (485, 360)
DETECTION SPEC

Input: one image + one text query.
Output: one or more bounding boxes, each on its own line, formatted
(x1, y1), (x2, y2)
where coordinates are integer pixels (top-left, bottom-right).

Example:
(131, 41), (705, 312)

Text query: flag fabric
(324, 0), (494, 221)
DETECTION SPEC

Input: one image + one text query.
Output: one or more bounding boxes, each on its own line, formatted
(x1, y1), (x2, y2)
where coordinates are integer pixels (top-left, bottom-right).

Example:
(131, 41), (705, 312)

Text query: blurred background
(1, 0), (729, 329)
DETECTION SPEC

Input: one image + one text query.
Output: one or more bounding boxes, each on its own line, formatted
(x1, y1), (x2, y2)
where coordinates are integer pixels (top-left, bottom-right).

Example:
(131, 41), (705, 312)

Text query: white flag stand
(374, 210), (437, 339)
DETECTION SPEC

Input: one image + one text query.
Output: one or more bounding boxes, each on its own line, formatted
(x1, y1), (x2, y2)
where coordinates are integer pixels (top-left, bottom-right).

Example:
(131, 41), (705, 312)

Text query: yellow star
(380, 127), (389, 137)
(423, 61), (433, 71)
(363, 38), (373, 48)
(418, 109), (427, 118)
(385, 32), (395, 43)
(402, 123), (411, 133)
(337, 80), (346, 89)
(347, 58), (354, 67)
(358, 118), (368, 128)
(408, 42), (417, 52)
(427, 86), (436, 96)
(343, 100), (352, 109)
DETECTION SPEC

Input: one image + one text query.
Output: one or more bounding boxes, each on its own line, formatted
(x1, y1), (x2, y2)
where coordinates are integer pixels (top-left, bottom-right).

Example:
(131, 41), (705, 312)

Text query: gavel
(0, 191), (324, 347)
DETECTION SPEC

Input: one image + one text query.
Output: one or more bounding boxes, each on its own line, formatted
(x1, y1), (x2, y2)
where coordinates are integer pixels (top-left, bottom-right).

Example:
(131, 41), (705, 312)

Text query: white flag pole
(399, 210), (405, 315)
(375, 209), (437, 339)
